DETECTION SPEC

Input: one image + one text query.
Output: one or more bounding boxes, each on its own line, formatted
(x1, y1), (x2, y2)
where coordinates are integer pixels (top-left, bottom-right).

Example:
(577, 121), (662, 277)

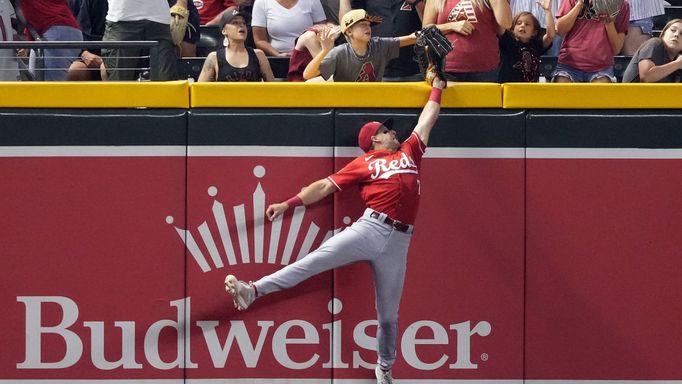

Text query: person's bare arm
(556, 0), (584, 37)
(413, 77), (446, 146)
(604, 21), (625, 55)
(489, 0), (512, 34)
(423, 0), (475, 36)
(266, 178), (338, 220)
(197, 53), (218, 82)
(303, 26), (338, 80)
(253, 26), (287, 56)
(539, 0), (556, 48)
(254, 49), (276, 81)
(638, 56), (682, 83)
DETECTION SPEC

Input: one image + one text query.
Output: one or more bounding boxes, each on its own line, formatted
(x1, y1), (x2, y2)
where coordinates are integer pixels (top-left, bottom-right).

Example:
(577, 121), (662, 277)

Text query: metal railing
(0, 41), (159, 81)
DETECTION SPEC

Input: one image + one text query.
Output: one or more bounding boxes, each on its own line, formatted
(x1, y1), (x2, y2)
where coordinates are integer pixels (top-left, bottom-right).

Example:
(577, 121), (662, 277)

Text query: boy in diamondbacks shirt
(303, 8), (418, 82)
(225, 77), (446, 384)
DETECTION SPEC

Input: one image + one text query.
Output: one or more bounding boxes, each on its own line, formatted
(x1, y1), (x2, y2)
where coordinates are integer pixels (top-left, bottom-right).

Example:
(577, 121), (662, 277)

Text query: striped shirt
(628, 0), (665, 21)
(510, 0), (561, 28)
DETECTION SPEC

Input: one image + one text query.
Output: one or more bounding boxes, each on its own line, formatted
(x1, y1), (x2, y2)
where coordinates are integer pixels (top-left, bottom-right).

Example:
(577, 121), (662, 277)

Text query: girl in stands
(622, 18), (682, 83)
(498, 0), (555, 82)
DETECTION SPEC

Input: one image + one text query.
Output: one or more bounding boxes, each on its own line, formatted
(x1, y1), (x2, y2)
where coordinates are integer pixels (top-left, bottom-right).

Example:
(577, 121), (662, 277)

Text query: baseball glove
(170, 4), (189, 46)
(414, 25), (452, 86)
(591, 0), (625, 23)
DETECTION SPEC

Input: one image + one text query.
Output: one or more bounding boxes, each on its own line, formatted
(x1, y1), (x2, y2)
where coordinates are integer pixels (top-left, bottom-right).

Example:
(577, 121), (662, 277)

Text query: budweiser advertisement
(1, 148), (525, 383)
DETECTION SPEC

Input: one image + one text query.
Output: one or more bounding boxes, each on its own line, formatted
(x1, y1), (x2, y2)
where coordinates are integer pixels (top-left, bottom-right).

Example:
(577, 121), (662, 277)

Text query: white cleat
(224, 275), (255, 311)
(375, 366), (394, 384)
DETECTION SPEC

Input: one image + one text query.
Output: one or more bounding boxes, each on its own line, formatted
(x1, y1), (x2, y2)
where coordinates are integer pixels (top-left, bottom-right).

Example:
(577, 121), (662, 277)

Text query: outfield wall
(1, 82), (681, 383)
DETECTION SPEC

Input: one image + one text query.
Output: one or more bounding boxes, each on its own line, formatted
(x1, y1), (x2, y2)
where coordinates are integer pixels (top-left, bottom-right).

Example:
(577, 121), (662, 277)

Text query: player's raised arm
(266, 178), (338, 221)
(413, 77), (446, 146)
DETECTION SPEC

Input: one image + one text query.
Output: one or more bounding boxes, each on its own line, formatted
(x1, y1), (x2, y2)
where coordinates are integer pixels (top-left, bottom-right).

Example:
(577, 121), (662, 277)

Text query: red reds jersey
(193, 0), (237, 25)
(327, 132), (426, 225)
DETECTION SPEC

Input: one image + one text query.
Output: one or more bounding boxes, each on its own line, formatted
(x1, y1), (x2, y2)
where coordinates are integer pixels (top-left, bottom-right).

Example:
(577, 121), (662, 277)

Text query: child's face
(347, 21), (372, 43)
(662, 22), (682, 53)
(513, 15), (537, 43)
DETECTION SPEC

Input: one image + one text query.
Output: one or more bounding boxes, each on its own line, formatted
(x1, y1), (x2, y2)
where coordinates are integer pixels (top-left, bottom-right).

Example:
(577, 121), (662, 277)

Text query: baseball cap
(341, 9), (380, 33)
(358, 118), (393, 153)
(219, 9), (251, 30)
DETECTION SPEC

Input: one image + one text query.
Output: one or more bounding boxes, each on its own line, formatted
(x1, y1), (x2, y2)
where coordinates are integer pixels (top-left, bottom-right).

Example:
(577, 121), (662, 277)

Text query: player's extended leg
(256, 222), (378, 294)
(226, 220), (380, 310)
(371, 231), (411, 376)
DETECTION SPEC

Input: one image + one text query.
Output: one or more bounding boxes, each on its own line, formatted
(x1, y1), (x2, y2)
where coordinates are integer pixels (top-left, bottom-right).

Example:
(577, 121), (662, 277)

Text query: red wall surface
(2, 108), (682, 383)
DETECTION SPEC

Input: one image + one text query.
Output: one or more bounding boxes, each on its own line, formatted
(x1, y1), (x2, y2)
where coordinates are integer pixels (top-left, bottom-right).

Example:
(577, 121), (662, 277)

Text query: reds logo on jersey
(448, 0), (478, 22)
(367, 153), (418, 180)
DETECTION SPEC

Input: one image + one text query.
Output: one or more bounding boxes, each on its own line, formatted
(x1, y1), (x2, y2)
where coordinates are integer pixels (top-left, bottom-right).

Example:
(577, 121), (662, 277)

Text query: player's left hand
(431, 76), (446, 90)
(266, 203), (289, 221)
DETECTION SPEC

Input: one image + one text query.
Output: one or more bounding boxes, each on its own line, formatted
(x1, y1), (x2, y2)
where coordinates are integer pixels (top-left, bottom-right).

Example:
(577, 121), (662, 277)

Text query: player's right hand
(266, 203), (289, 221)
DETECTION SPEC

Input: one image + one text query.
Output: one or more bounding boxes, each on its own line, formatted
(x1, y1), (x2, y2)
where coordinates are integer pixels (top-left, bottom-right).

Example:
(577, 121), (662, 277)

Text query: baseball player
(225, 76), (446, 384)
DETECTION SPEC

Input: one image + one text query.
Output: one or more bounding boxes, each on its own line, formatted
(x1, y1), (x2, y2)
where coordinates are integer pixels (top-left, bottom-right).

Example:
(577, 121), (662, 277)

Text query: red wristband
(429, 87), (442, 104)
(285, 195), (303, 208)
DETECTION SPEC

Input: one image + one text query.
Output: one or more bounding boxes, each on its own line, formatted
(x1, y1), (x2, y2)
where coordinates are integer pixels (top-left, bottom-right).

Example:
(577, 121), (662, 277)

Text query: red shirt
(556, 0), (630, 72)
(22, 0), (80, 36)
(438, 0), (500, 73)
(193, 0), (236, 25)
(327, 132), (426, 225)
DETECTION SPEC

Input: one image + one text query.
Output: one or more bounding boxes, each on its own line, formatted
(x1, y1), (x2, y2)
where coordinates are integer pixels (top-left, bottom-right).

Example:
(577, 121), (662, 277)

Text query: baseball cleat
(375, 366), (393, 384)
(224, 275), (255, 311)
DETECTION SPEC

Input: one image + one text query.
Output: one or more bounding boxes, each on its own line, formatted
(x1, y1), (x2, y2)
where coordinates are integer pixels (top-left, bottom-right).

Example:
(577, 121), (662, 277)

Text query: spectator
(169, 0), (201, 56)
(552, 0), (630, 83)
(499, 0), (555, 82)
(0, 0), (20, 81)
(622, 0), (665, 55)
(303, 9), (417, 81)
(622, 18), (682, 82)
(251, 0), (327, 56)
(511, 0), (562, 55)
(194, 0), (237, 25)
(67, 0), (108, 80)
(287, 23), (342, 81)
(422, 0), (512, 82)
(197, 10), (274, 80)
(102, 0), (176, 81)
(21, 0), (83, 81)
(340, 0), (426, 81)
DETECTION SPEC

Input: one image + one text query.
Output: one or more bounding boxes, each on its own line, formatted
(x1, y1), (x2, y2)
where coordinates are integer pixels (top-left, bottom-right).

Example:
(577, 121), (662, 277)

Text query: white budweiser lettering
(368, 153), (418, 180)
(17, 296), (492, 371)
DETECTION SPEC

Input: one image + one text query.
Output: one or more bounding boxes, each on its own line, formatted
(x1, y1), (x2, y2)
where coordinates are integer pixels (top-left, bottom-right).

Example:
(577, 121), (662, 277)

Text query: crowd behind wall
(0, 0), (680, 83)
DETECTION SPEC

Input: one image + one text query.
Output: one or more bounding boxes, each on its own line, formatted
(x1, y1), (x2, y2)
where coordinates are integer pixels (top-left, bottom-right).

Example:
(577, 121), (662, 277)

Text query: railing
(0, 41), (159, 81)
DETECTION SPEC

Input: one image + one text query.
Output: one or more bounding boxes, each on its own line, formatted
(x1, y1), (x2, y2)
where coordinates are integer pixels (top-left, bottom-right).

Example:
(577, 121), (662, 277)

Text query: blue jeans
(552, 62), (617, 83)
(42, 25), (83, 81)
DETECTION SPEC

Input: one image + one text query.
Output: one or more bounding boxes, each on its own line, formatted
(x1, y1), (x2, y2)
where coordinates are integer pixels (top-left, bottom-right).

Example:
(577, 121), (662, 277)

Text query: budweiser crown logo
(166, 165), (351, 272)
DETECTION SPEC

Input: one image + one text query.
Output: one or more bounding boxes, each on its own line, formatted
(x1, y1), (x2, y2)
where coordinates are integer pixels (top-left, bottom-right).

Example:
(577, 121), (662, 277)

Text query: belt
(368, 210), (413, 234)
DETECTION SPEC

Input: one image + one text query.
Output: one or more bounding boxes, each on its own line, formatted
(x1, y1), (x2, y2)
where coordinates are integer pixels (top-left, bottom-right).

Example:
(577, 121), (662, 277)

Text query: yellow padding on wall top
(190, 82), (502, 108)
(0, 81), (189, 108)
(503, 83), (682, 109)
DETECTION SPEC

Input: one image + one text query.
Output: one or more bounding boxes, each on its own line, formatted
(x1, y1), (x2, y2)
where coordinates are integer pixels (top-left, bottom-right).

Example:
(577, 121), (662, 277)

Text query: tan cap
(341, 9), (379, 33)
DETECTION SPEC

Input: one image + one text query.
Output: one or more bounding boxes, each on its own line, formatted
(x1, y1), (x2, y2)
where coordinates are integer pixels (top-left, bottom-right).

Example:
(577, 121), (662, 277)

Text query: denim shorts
(631, 17), (654, 36)
(552, 63), (617, 83)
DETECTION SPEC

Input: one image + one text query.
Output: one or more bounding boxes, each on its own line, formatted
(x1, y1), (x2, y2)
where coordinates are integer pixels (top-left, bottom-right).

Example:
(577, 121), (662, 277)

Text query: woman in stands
(422, 0), (512, 82)
(251, 0), (327, 56)
(198, 10), (275, 81)
(622, 18), (682, 83)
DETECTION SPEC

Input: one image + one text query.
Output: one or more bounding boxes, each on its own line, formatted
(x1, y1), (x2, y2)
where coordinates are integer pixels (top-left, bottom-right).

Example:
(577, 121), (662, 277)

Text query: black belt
(369, 211), (412, 233)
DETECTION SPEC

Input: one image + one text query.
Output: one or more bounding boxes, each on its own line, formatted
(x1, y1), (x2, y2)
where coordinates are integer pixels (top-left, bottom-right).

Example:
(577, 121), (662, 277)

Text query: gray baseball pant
(254, 208), (413, 371)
